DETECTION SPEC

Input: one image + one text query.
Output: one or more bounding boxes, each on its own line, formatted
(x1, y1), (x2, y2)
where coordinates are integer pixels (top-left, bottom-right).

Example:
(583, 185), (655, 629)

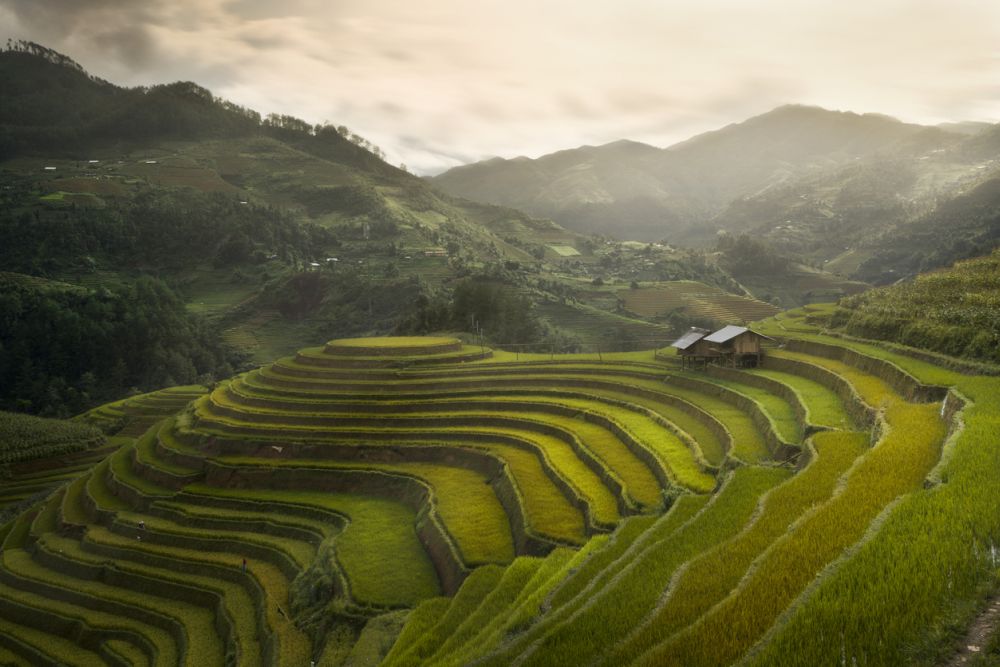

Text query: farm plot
(620, 281), (780, 323)
(382, 328), (974, 667)
(4, 326), (983, 666)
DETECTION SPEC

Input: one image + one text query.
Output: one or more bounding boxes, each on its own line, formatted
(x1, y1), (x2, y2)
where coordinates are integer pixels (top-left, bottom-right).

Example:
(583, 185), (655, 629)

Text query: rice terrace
(2, 301), (1000, 665)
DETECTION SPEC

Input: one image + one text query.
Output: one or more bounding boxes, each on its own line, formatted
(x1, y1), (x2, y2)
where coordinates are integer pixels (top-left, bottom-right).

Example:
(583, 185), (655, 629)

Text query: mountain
(431, 105), (959, 241)
(709, 123), (1000, 280)
(4, 41), (791, 416)
(0, 42), (582, 402)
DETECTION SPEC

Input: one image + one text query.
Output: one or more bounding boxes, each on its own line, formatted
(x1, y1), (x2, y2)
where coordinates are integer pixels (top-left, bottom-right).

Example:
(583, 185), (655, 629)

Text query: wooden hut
(670, 327), (719, 369)
(702, 325), (772, 367)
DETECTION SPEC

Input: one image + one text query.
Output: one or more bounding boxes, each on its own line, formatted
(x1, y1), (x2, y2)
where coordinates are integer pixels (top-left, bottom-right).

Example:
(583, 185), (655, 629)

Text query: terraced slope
(5, 327), (989, 665)
(1, 387), (208, 518)
(384, 326), (984, 666)
(620, 282), (781, 323)
(6, 335), (779, 663)
(79, 385), (209, 438)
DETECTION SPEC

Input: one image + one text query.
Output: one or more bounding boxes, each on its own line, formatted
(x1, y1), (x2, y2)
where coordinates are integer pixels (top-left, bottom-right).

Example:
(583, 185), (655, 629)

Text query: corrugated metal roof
(670, 328), (709, 350)
(704, 325), (750, 343)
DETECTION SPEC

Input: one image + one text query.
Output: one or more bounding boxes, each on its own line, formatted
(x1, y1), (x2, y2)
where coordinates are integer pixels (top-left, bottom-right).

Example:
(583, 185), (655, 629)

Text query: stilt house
(702, 325), (772, 367)
(670, 325), (773, 369)
(670, 327), (716, 368)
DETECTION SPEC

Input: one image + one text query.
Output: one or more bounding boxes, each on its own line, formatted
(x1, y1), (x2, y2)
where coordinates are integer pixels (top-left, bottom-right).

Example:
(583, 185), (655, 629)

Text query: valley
(2, 35), (1000, 667)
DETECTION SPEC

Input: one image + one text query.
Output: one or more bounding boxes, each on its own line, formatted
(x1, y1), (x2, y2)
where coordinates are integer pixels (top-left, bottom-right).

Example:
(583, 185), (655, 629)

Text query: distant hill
(5, 41), (809, 409)
(0, 41), (586, 392)
(434, 103), (1000, 282)
(431, 105), (959, 241)
(712, 132), (1000, 281)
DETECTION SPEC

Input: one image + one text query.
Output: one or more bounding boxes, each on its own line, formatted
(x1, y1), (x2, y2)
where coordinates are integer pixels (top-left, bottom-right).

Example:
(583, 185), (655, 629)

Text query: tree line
(0, 41), (395, 168)
(0, 275), (242, 416)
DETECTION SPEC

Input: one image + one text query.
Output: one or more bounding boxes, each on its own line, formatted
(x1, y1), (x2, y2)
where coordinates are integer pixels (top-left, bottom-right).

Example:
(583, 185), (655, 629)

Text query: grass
(547, 515), (659, 609)
(436, 542), (607, 667)
(746, 367), (854, 429)
(294, 345), (488, 367)
(418, 556), (549, 665)
(80, 523), (309, 664)
(182, 486), (441, 608)
(0, 597), (134, 665)
(243, 365), (726, 473)
(604, 430), (868, 664)
(381, 598), (452, 665)
(741, 359), (1000, 665)
(227, 378), (669, 508)
(213, 386), (629, 521)
(656, 381), (768, 463)
(620, 282), (779, 322)
(326, 336), (460, 350)
(86, 459), (129, 512)
(770, 348), (900, 408)
(1, 548), (202, 665)
(341, 609), (410, 666)
(494, 467), (791, 667)
(11, 329), (994, 665)
(39, 530), (263, 666)
(635, 401), (947, 666)
(383, 565), (507, 666)
(104, 638), (151, 666)
(207, 455), (519, 560)
(674, 370), (804, 445)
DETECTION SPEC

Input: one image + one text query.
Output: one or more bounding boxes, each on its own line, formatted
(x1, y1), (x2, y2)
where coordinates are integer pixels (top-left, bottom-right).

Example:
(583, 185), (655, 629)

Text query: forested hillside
(2, 42), (800, 415)
(0, 273), (239, 416)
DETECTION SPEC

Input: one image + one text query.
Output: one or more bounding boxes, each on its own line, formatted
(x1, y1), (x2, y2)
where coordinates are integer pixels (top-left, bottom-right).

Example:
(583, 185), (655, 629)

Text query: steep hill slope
(829, 248), (1000, 365)
(0, 42), (581, 367)
(4, 42), (819, 388)
(711, 134), (1000, 278)
(431, 105), (961, 241)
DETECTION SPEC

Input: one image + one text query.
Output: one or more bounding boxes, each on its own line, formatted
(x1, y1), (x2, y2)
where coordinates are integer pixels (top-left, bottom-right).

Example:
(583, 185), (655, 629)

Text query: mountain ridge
(430, 104), (998, 249)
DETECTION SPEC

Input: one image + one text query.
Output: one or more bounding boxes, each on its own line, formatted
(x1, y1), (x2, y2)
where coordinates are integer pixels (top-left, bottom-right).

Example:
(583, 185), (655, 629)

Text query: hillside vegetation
(0, 411), (104, 466)
(1, 42), (824, 407)
(830, 249), (1000, 364)
(0, 272), (240, 416)
(1, 316), (998, 664)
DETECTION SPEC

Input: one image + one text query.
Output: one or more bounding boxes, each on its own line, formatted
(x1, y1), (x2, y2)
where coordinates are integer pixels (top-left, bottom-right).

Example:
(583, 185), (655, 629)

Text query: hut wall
(733, 335), (761, 355)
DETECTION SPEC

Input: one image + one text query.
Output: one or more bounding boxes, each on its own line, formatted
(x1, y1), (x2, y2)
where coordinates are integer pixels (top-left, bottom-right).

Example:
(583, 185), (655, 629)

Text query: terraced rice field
(621, 281), (780, 323)
(1, 325), (995, 665)
(534, 300), (673, 344)
(382, 328), (991, 666)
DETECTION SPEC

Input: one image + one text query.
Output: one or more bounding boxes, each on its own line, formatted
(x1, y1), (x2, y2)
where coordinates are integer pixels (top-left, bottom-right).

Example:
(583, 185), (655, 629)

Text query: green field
(0, 325), (997, 665)
(620, 281), (780, 323)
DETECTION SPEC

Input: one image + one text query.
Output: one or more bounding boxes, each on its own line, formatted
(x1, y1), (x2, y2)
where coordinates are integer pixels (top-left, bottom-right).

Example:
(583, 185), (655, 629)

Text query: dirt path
(948, 596), (1000, 665)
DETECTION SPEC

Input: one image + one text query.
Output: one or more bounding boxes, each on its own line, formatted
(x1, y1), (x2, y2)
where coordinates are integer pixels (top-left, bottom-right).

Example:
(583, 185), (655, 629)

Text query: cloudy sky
(2, 0), (999, 173)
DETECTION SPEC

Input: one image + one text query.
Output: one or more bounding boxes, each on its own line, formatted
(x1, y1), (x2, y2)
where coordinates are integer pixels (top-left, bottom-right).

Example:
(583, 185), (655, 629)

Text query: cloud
(1, 0), (999, 173)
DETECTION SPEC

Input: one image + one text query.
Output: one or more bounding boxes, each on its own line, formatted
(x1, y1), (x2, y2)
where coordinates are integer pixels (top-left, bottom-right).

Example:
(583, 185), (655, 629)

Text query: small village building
(670, 325), (773, 369)
(670, 327), (716, 369)
(702, 325), (772, 367)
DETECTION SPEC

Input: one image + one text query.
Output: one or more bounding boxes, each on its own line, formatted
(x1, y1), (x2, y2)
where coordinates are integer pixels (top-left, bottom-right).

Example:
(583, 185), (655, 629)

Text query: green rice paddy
(0, 329), (995, 665)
